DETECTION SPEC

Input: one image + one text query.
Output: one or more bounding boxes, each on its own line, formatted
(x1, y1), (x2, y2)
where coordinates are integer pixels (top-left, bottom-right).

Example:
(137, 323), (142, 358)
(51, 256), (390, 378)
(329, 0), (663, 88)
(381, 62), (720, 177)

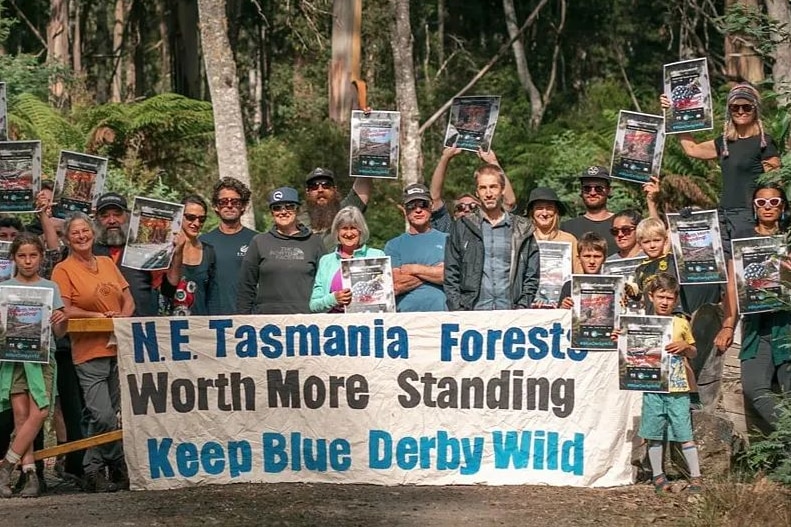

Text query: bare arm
(352, 177), (373, 205)
(400, 263), (444, 285)
(430, 147), (462, 211)
(50, 308), (68, 338)
(643, 176), (661, 220)
(165, 234), (186, 287)
(118, 288), (135, 317)
(392, 268), (424, 295)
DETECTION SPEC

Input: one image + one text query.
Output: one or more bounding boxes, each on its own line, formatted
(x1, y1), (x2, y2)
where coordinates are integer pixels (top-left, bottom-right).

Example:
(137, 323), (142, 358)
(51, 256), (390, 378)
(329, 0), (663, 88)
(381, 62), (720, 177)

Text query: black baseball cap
(305, 167), (336, 185)
(96, 192), (128, 212)
(578, 166), (611, 181)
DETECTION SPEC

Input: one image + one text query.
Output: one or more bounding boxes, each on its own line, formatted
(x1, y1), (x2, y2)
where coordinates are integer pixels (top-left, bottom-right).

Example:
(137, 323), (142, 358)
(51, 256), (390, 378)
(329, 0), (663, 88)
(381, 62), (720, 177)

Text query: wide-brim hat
(525, 187), (568, 216)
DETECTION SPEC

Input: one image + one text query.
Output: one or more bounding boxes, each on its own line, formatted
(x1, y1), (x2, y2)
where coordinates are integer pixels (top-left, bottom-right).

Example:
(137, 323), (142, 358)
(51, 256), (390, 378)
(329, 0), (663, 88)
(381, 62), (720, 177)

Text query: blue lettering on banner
(368, 430), (483, 475)
(147, 437), (252, 479)
(261, 432), (351, 473)
(440, 323), (585, 363)
(491, 430), (584, 476)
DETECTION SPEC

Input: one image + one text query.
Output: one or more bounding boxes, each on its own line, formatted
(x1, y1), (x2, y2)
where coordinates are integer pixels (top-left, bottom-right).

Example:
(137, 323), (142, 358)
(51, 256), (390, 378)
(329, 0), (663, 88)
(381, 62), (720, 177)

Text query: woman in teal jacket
(310, 206), (385, 313)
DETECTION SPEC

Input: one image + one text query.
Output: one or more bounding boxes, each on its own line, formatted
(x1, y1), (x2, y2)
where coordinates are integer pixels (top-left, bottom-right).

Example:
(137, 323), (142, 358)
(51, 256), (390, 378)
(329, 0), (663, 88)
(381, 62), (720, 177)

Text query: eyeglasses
(307, 180), (335, 191)
(183, 213), (207, 224)
(405, 200), (430, 212)
(610, 225), (636, 236)
(216, 197), (243, 208)
(271, 203), (298, 212)
(754, 197), (783, 208)
(454, 202), (479, 213)
(729, 103), (755, 114)
(582, 185), (608, 194)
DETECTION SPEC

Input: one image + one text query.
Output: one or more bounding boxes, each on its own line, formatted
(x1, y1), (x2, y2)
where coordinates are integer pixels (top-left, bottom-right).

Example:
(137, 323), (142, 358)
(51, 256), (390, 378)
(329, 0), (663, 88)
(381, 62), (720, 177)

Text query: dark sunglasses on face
(183, 213), (207, 224)
(406, 200), (430, 212)
(271, 203), (298, 212)
(754, 197), (783, 208)
(582, 185), (607, 194)
(216, 197), (242, 208)
(610, 225), (636, 236)
(454, 202), (479, 213)
(729, 103), (755, 114)
(307, 180), (335, 191)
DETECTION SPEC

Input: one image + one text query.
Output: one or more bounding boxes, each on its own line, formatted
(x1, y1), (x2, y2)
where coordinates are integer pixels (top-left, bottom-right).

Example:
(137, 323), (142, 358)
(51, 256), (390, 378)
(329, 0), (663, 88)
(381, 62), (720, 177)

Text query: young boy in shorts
(618, 272), (702, 492)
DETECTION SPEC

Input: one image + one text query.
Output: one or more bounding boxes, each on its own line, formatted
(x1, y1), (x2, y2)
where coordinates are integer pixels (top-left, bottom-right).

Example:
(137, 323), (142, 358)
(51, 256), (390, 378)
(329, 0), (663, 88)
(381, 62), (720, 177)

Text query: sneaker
(84, 469), (118, 493)
(19, 471), (40, 498)
(0, 459), (14, 498)
(108, 461), (130, 491)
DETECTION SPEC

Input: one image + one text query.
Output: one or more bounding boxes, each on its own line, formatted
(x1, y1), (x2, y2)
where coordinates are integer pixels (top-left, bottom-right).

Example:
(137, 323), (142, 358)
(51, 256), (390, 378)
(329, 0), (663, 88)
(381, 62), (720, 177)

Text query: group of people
(0, 81), (788, 497)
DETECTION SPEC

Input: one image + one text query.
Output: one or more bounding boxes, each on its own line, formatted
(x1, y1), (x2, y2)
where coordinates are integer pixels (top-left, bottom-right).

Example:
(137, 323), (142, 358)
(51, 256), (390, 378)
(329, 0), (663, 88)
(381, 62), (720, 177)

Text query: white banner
(114, 310), (641, 490)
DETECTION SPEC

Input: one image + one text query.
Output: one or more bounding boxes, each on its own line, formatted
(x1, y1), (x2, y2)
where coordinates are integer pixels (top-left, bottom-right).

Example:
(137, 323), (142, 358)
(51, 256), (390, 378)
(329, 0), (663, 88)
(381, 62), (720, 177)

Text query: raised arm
(430, 147), (462, 211)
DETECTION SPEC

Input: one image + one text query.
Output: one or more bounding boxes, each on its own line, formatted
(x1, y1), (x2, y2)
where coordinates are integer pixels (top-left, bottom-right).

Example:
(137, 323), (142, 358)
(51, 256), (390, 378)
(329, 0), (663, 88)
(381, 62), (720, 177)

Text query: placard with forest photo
(663, 58), (713, 134)
(53, 150), (108, 219)
(443, 96), (501, 152)
(122, 197), (184, 271)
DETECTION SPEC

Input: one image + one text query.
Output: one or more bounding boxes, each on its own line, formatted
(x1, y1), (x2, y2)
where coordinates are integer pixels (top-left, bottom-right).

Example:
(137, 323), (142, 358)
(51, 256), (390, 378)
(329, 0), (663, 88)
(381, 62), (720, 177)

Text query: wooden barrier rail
(33, 318), (121, 461)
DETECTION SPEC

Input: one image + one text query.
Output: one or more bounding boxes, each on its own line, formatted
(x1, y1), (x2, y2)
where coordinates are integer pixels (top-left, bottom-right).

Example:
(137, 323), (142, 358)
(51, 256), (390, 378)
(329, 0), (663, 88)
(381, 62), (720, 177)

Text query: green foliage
(717, 3), (790, 61)
(744, 394), (791, 485)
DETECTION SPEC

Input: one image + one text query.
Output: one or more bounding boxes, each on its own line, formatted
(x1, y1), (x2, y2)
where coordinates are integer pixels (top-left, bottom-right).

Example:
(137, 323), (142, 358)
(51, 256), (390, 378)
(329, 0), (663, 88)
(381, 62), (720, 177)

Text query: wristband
(722, 326), (734, 330)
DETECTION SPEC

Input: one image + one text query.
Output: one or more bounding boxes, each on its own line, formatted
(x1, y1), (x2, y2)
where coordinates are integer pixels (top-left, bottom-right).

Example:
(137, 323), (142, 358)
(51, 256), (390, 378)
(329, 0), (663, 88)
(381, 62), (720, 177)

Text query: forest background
(2, 0), (791, 246)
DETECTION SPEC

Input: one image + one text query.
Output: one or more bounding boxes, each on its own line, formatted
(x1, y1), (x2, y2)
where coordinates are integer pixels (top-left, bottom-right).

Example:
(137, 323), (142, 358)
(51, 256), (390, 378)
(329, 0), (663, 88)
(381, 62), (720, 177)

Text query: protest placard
(610, 111), (665, 185)
(341, 256), (396, 313)
(667, 210), (726, 284)
(0, 285), (53, 364)
(52, 150), (108, 219)
(618, 315), (672, 392)
(663, 58), (713, 134)
(571, 275), (623, 350)
(121, 197), (184, 271)
(0, 140), (41, 213)
(443, 96), (501, 152)
(349, 111), (400, 179)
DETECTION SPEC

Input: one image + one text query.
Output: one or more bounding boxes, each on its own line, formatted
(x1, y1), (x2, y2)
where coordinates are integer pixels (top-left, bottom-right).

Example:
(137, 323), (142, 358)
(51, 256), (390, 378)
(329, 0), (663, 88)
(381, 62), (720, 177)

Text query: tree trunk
(437, 0), (445, 68)
(724, 0), (764, 84)
(329, 0), (362, 123)
(765, 0), (791, 105)
(157, 0), (171, 93)
(389, 0), (422, 187)
(94, 0), (111, 103)
(47, 0), (70, 104)
(111, 0), (130, 102)
(176, 0), (202, 99)
(71, 0), (82, 75)
(197, 0), (255, 229)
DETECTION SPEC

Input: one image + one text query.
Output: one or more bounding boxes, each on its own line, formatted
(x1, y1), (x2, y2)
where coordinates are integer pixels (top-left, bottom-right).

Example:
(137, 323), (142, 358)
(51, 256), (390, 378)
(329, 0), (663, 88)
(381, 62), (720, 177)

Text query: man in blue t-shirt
(384, 184), (447, 312)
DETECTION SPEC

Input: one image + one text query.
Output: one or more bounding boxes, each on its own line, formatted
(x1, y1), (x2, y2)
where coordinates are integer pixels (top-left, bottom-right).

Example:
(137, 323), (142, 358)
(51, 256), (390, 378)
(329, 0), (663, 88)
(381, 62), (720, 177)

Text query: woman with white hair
(310, 206), (385, 313)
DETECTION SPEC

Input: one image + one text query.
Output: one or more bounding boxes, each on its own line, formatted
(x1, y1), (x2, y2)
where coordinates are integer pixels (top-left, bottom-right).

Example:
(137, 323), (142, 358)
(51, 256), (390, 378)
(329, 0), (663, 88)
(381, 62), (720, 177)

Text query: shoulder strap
(202, 241), (217, 284)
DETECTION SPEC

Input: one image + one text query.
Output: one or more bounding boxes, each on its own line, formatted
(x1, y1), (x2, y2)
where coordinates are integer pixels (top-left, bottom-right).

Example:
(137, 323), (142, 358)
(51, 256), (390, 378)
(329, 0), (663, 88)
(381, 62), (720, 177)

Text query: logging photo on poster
(52, 150), (108, 219)
(340, 256), (396, 313)
(618, 315), (672, 392)
(663, 58), (713, 134)
(535, 241), (572, 308)
(349, 111), (400, 179)
(0, 140), (41, 213)
(731, 236), (788, 314)
(122, 197), (184, 271)
(443, 96), (501, 152)
(0, 285), (53, 364)
(610, 111), (665, 185)
(571, 274), (623, 350)
(667, 210), (726, 284)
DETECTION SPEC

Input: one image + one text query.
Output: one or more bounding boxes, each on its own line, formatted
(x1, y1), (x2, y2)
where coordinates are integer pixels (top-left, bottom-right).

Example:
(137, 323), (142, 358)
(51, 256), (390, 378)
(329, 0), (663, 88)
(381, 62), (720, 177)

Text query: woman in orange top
(51, 212), (134, 493)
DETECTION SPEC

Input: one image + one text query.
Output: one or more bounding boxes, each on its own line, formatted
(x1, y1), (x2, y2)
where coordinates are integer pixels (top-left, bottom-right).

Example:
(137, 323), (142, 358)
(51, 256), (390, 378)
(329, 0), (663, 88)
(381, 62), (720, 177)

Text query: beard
(307, 197), (341, 232)
(97, 222), (129, 246)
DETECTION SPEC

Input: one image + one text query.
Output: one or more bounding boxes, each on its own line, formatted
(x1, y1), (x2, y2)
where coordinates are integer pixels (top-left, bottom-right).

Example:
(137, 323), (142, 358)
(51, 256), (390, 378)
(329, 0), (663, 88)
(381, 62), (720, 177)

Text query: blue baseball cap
(268, 187), (300, 207)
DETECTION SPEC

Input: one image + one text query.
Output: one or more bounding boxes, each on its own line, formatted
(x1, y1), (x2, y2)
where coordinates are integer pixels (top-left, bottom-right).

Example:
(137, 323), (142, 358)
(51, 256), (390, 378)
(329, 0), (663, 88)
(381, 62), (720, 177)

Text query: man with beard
(560, 166), (617, 255)
(93, 192), (159, 316)
(297, 167), (372, 251)
(444, 164), (540, 311)
(200, 177), (257, 315)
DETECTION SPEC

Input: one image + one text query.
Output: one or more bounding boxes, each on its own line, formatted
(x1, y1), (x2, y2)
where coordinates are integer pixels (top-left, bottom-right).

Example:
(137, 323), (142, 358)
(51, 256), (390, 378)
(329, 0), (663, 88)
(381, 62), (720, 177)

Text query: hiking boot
(19, 471), (40, 498)
(108, 461), (130, 491)
(0, 459), (14, 498)
(84, 469), (118, 493)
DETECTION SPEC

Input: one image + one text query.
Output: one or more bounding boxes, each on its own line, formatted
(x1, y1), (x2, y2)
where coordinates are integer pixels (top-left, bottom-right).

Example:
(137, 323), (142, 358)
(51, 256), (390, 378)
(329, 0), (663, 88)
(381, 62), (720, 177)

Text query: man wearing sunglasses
(428, 146), (515, 233)
(383, 184), (448, 312)
(560, 166), (617, 256)
(200, 177), (257, 315)
(444, 164), (540, 311)
(298, 167), (373, 251)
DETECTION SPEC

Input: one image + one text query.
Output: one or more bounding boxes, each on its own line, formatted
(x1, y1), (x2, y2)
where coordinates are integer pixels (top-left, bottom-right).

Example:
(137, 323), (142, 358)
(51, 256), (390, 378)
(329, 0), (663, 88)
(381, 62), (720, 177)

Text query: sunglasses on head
(271, 203), (298, 212)
(307, 180), (335, 191)
(582, 185), (607, 194)
(216, 197), (242, 208)
(454, 202), (478, 213)
(183, 213), (207, 224)
(610, 225), (636, 236)
(729, 103), (755, 114)
(405, 200), (430, 212)
(754, 197), (783, 208)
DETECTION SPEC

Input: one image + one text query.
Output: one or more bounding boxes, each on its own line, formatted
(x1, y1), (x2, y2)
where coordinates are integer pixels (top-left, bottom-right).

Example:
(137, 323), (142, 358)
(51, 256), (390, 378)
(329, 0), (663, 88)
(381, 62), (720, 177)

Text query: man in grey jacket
(444, 164), (540, 311)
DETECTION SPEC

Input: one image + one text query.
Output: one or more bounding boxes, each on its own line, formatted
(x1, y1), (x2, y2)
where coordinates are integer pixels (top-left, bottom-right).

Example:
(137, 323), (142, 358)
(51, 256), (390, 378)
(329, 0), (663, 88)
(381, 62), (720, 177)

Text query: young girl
(0, 234), (68, 497)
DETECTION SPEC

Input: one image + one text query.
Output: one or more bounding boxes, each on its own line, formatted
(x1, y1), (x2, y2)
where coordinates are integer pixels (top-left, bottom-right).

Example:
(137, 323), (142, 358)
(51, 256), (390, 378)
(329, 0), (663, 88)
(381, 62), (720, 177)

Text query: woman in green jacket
(310, 206), (385, 313)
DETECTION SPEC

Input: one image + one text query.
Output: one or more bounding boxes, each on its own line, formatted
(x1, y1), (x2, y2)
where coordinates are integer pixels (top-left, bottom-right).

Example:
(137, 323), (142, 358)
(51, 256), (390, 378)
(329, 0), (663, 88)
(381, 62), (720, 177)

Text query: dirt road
(2, 481), (697, 526)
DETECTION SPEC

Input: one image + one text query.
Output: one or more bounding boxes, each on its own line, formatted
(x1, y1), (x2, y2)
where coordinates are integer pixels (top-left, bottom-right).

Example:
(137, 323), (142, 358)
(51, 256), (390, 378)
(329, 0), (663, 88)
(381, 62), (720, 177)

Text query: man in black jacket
(444, 164), (540, 311)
